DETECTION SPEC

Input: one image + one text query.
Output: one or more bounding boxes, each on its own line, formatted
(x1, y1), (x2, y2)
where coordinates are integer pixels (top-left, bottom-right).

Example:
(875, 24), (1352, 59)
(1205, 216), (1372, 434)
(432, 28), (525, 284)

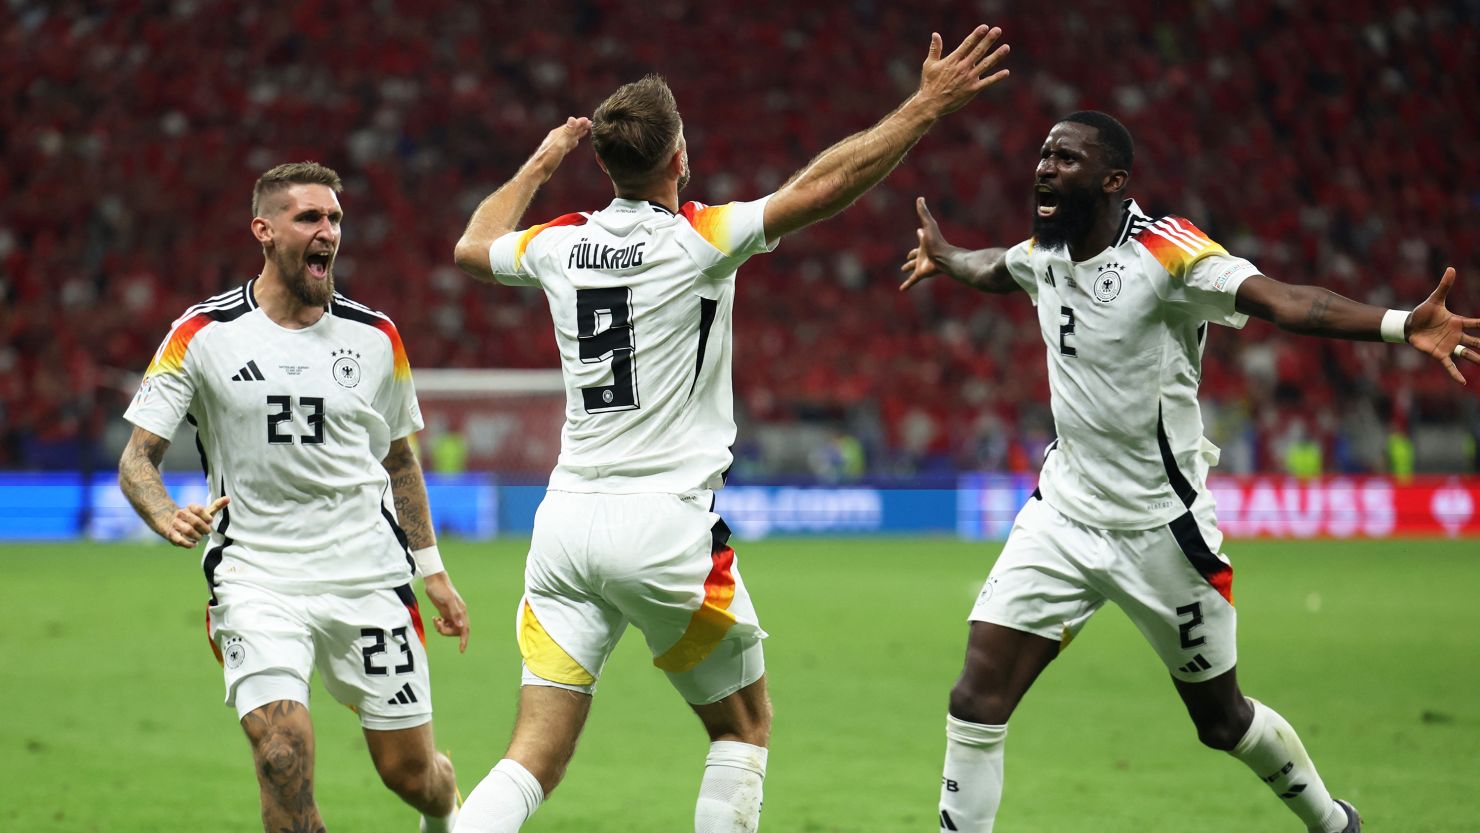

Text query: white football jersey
(488, 197), (777, 494)
(1004, 200), (1262, 530)
(124, 281), (425, 593)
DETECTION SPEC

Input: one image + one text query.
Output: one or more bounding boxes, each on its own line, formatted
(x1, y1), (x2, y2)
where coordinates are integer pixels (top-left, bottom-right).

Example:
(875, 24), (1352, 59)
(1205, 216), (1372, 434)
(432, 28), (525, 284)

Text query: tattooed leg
(241, 699), (325, 833)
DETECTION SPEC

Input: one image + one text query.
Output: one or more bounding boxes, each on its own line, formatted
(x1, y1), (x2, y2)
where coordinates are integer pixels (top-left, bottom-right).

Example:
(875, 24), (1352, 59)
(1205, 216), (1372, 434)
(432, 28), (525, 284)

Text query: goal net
(413, 369), (566, 478)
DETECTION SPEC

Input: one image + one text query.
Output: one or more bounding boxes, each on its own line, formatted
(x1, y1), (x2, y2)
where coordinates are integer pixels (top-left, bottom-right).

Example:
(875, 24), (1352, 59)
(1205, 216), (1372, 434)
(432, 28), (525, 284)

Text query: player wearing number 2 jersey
(118, 162), (470, 833)
(452, 27), (1010, 833)
(902, 111), (1479, 833)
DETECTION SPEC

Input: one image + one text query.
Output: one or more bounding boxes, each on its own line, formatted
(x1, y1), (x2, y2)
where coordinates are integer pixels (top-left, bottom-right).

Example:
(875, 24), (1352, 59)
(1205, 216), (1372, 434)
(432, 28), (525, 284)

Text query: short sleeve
(372, 320), (425, 440)
(1002, 239), (1039, 302)
(487, 212), (589, 287)
(1135, 216), (1259, 328)
(124, 315), (209, 441)
(679, 196), (780, 278)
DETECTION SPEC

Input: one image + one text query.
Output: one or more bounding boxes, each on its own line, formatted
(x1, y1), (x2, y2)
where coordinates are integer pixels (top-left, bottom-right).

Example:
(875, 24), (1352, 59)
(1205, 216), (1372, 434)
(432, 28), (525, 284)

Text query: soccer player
(900, 111), (1480, 832)
(449, 27), (1011, 833)
(118, 162), (472, 833)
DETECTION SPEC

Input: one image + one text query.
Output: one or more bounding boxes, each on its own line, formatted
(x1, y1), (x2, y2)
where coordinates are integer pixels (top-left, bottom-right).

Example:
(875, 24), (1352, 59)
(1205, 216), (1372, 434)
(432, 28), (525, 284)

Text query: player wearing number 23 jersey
(125, 280), (424, 591)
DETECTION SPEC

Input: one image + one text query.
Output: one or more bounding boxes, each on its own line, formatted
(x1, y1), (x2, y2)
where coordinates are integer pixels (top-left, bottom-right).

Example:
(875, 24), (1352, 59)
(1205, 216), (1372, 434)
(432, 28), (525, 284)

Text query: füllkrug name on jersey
(124, 281), (425, 593)
(488, 196), (779, 494)
(1003, 201), (1262, 530)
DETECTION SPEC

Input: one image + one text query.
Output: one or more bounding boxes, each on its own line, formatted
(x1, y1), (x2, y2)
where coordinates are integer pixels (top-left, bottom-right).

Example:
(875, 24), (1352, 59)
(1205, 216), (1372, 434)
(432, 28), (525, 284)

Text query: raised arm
(762, 26), (1010, 241)
(382, 437), (469, 651)
(118, 425), (228, 548)
(1235, 267), (1480, 384)
(898, 197), (1022, 294)
(453, 116), (593, 283)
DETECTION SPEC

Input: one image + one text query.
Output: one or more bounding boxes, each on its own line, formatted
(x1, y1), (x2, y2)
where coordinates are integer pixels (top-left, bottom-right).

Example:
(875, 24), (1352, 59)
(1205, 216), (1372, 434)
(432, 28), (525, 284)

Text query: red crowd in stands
(2, 0), (1476, 473)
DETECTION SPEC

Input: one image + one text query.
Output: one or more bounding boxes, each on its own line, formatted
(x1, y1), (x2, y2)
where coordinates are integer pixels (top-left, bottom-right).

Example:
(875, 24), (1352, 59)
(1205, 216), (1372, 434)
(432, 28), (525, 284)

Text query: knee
(254, 727), (311, 789)
(376, 754), (440, 802)
(1192, 702), (1254, 751)
(948, 680), (1015, 726)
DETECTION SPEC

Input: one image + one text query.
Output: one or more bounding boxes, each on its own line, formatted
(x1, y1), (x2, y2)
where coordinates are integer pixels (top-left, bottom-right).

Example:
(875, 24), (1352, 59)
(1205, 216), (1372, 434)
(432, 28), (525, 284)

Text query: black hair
(1059, 111), (1134, 171)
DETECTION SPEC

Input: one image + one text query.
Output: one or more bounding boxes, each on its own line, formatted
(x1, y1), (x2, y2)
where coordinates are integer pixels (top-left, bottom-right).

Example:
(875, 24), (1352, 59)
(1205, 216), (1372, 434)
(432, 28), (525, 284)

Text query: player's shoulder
(522, 212), (589, 244)
(1127, 210), (1225, 274)
(328, 291), (400, 335)
(171, 281), (255, 326)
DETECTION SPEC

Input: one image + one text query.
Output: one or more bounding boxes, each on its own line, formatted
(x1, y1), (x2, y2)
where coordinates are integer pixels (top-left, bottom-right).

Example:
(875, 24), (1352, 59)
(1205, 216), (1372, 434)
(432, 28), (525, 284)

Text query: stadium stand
(2, 0), (1476, 475)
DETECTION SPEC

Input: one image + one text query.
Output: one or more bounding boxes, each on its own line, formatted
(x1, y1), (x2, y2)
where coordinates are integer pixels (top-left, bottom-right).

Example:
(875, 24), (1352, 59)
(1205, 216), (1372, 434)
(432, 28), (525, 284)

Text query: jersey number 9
(576, 287), (640, 413)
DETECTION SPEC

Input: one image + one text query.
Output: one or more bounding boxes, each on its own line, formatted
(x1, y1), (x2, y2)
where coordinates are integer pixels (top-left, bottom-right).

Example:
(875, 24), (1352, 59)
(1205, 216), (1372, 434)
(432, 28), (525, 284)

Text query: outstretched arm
(453, 116), (593, 282)
(382, 437), (470, 652)
(118, 426), (228, 548)
(1235, 267), (1480, 384)
(898, 197), (1022, 294)
(762, 26), (1010, 241)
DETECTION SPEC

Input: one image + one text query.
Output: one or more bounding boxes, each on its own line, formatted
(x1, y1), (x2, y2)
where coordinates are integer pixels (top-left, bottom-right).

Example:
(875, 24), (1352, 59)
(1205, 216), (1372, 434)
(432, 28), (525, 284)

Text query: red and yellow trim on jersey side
(513, 212), (587, 269)
(373, 319), (413, 381)
(680, 201), (739, 256)
(145, 312), (212, 378)
(518, 599), (596, 686)
(653, 543), (738, 673)
(1133, 216), (1228, 280)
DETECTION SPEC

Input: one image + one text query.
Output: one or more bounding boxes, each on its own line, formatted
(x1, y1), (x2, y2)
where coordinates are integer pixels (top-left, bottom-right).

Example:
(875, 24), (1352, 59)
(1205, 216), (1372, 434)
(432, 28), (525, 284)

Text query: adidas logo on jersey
(387, 682), (418, 706)
(230, 360), (266, 381)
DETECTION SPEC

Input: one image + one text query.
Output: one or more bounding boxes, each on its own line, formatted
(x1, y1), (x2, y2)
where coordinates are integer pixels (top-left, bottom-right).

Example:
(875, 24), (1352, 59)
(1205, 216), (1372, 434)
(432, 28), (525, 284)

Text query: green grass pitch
(2, 537), (1477, 832)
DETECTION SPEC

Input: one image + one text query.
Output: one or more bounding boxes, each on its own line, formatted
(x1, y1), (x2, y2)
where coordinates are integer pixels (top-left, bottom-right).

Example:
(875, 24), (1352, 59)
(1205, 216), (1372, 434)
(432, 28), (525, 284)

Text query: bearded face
(258, 183), (341, 306)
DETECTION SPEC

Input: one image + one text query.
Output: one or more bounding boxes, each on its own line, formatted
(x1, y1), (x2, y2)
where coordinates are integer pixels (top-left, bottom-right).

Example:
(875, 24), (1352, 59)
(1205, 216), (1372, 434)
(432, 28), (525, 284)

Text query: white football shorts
(206, 582), (433, 730)
(518, 489), (766, 705)
(971, 492), (1237, 682)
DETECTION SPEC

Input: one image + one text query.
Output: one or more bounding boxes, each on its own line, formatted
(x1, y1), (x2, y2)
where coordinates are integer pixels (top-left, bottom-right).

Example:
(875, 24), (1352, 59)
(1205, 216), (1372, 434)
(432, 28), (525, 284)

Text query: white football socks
(1228, 700), (1347, 833)
(453, 759), (544, 833)
(694, 740), (768, 833)
(421, 807), (456, 833)
(939, 715), (1008, 833)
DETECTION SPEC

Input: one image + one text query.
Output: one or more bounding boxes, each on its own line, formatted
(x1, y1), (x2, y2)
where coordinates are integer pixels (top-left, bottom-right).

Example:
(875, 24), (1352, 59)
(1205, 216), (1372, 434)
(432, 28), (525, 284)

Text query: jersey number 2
(1058, 306), (1078, 357)
(576, 287), (640, 413)
(266, 396), (325, 445)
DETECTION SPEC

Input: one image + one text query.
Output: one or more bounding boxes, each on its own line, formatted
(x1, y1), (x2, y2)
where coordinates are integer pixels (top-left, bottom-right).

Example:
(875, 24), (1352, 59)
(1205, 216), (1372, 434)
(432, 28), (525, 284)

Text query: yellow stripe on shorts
(518, 600), (596, 686)
(653, 545), (738, 673)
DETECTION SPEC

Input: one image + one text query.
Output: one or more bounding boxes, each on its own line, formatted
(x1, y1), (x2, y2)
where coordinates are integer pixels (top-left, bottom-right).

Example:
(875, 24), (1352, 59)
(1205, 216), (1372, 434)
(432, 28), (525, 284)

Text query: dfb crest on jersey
(1094, 263), (1123, 302)
(222, 636), (247, 669)
(331, 348), (362, 388)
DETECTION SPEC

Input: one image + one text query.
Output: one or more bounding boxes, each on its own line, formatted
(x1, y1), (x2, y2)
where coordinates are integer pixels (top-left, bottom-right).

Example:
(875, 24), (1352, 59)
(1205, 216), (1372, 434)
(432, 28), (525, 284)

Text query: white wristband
(411, 545), (445, 577)
(1380, 308), (1410, 344)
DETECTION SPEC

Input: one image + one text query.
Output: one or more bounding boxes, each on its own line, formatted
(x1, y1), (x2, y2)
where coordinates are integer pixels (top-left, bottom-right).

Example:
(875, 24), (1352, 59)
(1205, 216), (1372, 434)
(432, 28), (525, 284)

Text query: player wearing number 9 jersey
(903, 111), (1478, 833)
(118, 162), (469, 833)
(452, 27), (1011, 833)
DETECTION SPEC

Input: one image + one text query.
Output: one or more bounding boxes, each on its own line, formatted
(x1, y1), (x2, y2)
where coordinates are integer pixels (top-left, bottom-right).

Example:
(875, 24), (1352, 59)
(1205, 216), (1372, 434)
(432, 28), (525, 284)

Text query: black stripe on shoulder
(329, 293), (392, 328)
(181, 283), (253, 323)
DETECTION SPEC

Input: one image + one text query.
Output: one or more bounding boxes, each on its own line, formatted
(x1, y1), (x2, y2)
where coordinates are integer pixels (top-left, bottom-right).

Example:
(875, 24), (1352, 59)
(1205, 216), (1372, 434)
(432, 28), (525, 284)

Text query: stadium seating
(2, 0), (1475, 473)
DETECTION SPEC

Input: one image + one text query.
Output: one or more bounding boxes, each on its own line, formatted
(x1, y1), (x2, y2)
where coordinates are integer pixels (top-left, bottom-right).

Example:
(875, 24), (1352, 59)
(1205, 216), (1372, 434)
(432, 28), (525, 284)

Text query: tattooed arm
(118, 425), (228, 548)
(383, 437), (436, 551)
(383, 437), (470, 651)
(1236, 268), (1479, 383)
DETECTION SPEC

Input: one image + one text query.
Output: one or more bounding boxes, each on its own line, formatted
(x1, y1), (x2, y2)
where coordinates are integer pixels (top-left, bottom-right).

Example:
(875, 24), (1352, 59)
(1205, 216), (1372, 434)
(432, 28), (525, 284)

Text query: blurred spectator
(2, 0), (1476, 475)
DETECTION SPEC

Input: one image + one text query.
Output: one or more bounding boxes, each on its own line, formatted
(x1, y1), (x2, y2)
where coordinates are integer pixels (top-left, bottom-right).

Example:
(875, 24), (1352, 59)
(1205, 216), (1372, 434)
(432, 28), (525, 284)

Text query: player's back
(489, 197), (776, 494)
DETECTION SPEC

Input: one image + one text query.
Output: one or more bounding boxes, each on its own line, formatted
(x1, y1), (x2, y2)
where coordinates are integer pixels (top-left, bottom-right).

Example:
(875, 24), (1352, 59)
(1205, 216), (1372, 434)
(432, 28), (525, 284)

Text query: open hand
(1407, 267), (1480, 384)
(164, 495), (229, 548)
(899, 197), (960, 290)
(916, 26), (1010, 119)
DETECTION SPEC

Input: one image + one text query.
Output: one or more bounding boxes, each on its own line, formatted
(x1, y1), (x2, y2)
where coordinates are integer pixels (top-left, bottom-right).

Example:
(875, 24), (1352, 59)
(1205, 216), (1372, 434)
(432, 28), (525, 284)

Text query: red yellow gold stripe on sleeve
(145, 313), (211, 378)
(373, 319), (412, 380)
(512, 212), (587, 269)
(1134, 216), (1228, 280)
(653, 544), (738, 673)
(680, 201), (739, 255)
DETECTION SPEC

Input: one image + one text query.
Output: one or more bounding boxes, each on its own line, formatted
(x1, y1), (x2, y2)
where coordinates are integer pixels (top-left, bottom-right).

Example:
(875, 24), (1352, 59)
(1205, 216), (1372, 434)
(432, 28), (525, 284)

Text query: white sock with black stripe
(1228, 700), (1347, 832)
(939, 715), (1008, 832)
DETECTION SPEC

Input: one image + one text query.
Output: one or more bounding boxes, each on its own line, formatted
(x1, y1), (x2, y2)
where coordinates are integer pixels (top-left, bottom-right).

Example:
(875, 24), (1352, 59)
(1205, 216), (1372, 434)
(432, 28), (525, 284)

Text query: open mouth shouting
(306, 250), (333, 279)
(1035, 184), (1059, 219)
